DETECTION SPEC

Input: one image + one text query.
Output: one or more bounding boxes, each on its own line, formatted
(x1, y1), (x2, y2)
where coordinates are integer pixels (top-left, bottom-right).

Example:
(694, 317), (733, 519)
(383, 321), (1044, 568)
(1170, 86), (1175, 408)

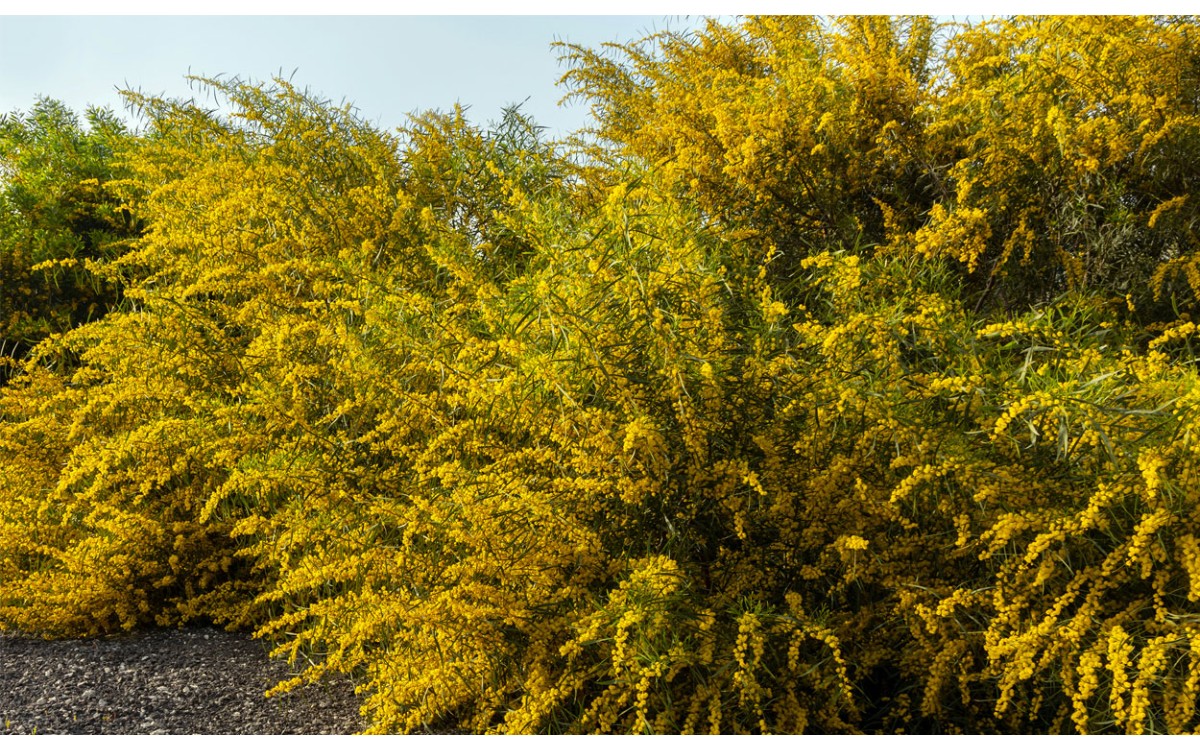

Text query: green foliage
(0, 99), (140, 379)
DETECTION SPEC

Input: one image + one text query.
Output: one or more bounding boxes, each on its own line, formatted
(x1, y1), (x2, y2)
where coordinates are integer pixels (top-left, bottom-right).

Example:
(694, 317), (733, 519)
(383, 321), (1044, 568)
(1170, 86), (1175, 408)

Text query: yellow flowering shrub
(557, 16), (944, 276)
(3, 16), (1200, 735)
(933, 16), (1200, 317)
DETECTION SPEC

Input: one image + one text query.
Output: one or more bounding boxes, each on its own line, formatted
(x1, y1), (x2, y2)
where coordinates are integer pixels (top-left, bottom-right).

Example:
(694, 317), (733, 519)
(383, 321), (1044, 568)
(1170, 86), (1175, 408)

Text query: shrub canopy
(3, 15), (1200, 734)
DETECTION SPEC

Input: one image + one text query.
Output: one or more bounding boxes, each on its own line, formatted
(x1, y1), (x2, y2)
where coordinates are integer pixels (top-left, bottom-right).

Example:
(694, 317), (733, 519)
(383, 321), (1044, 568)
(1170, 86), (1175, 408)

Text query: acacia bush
(2, 15), (1200, 734)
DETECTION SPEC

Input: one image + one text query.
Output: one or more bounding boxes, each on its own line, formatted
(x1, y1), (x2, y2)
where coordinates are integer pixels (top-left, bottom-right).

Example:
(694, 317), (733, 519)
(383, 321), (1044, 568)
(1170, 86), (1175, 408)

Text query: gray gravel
(0, 627), (366, 735)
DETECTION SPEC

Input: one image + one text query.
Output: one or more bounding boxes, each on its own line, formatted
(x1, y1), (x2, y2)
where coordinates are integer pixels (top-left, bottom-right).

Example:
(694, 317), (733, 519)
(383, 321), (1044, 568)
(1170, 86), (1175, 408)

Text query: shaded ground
(0, 627), (365, 734)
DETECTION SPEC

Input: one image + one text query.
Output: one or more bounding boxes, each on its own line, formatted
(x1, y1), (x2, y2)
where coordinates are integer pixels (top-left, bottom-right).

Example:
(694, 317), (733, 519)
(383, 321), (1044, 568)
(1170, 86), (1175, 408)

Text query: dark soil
(0, 627), (365, 734)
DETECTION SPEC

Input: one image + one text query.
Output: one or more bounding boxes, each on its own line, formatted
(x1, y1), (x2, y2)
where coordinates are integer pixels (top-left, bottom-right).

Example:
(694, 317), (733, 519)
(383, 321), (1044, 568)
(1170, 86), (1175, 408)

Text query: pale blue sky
(0, 16), (708, 138)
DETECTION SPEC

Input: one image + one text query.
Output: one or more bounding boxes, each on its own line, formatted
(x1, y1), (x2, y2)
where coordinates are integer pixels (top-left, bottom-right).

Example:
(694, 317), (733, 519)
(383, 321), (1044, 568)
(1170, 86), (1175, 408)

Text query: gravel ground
(0, 627), (366, 735)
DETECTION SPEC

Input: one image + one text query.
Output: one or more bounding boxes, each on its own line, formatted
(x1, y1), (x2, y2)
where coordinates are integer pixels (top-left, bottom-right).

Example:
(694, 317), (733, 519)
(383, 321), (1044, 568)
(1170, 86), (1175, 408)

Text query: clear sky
(0, 15), (707, 138)
(4, 9), (1137, 140)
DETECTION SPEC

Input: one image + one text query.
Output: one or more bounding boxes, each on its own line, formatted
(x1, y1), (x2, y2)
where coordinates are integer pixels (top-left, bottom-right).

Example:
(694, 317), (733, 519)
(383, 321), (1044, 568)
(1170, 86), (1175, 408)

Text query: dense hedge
(3, 16), (1200, 734)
